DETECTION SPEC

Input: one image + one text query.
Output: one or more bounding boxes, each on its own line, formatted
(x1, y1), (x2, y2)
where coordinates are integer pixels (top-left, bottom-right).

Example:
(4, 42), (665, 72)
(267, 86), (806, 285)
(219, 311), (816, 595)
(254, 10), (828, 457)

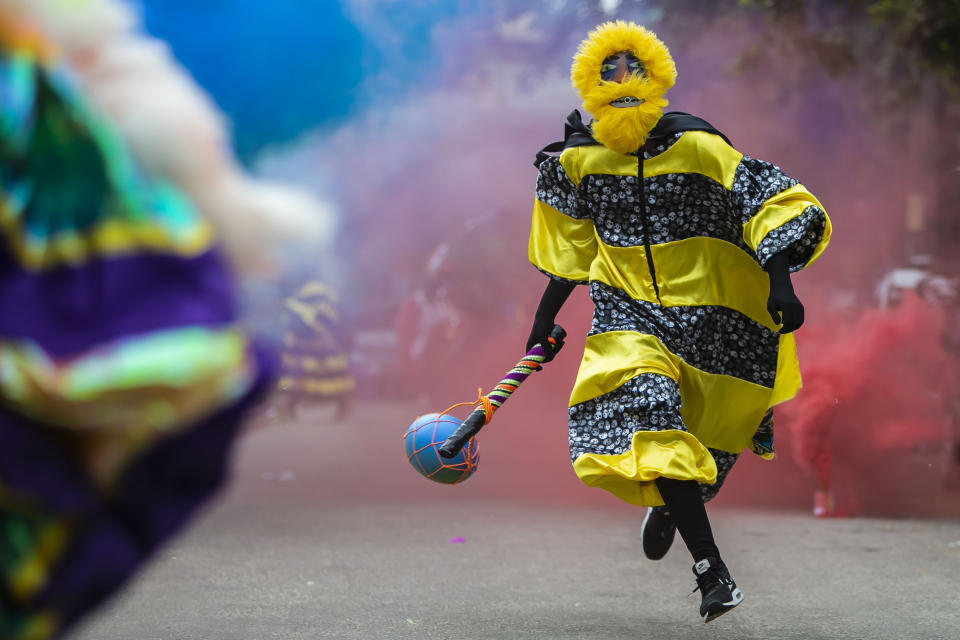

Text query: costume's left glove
(764, 252), (804, 334)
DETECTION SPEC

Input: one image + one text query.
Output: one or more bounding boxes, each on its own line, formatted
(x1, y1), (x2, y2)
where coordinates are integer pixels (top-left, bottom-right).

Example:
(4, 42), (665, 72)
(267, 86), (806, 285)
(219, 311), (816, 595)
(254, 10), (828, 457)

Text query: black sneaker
(641, 507), (676, 560)
(692, 557), (744, 622)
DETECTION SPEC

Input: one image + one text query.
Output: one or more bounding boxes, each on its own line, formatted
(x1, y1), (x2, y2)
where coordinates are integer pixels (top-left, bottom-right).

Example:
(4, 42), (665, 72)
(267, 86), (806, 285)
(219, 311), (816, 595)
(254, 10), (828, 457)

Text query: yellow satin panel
(772, 331), (802, 406)
(651, 236), (776, 330)
(595, 236), (775, 330)
(741, 183), (833, 268)
(590, 240), (659, 303)
(528, 199), (597, 281)
(570, 330), (779, 453)
(562, 130), (742, 189)
(572, 429), (718, 507)
(571, 330), (679, 405)
(558, 146), (584, 187)
(643, 130), (742, 188)
(565, 145), (636, 186)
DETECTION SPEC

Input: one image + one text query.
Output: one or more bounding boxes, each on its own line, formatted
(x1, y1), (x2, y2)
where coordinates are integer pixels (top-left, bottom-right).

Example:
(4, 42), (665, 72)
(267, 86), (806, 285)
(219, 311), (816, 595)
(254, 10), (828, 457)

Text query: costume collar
(535, 109), (731, 167)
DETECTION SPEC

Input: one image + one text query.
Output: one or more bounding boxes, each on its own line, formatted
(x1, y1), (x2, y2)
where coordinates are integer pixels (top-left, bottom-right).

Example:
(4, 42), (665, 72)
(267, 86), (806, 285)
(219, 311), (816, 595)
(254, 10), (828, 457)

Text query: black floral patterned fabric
(733, 155), (827, 270)
(588, 282), (779, 387)
(756, 205), (828, 270)
(643, 132), (684, 157)
(567, 371), (753, 503)
(569, 373), (688, 460)
(732, 156), (799, 222)
(584, 172), (750, 250)
(535, 158), (584, 219)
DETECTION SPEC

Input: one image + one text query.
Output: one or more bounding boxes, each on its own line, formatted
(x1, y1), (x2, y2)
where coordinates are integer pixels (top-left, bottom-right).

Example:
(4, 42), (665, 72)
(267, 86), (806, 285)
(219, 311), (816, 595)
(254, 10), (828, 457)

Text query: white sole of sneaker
(702, 588), (743, 623)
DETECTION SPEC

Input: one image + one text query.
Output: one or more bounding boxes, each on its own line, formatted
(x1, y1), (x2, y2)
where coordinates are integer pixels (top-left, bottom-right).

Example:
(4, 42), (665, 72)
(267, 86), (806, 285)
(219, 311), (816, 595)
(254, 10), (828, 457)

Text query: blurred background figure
(393, 215), (537, 409)
(875, 193), (957, 312)
(0, 1), (331, 637)
(394, 244), (465, 408)
(271, 280), (355, 422)
(871, 193), (960, 490)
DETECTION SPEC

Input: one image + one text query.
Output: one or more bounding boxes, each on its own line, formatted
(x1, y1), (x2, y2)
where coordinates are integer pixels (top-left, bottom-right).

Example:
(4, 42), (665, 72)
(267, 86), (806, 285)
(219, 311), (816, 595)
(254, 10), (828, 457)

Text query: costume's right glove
(526, 317), (557, 359)
(525, 278), (575, 362)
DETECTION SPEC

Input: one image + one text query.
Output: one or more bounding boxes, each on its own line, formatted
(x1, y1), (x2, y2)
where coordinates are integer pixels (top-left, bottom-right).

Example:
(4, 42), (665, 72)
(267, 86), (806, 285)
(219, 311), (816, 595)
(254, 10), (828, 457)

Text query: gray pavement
(70, 402), (960, 640)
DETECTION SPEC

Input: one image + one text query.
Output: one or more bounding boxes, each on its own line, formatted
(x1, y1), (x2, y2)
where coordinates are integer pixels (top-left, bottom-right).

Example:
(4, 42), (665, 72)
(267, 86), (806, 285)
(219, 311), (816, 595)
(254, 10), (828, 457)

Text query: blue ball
(403, 413), (479, 484)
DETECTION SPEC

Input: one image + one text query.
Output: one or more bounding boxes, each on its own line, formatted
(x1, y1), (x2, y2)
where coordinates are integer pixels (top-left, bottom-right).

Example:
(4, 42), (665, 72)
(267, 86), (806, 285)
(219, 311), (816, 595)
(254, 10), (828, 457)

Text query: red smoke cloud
(780, 294), (959, 515)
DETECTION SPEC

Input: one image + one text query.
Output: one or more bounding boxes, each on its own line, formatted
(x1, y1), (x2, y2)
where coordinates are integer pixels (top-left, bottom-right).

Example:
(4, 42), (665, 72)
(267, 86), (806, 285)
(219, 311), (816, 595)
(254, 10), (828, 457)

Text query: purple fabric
(0, 249), (236, 357)
(110, 343), (274, 549)
(0, 408), (98, 514)
(0, 342), (275, 638)
(39, 518), (141, 632)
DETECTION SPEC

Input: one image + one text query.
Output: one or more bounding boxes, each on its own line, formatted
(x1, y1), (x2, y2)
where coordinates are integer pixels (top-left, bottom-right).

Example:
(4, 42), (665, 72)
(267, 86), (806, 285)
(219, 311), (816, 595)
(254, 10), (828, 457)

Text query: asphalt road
(69, 402), (960, 640)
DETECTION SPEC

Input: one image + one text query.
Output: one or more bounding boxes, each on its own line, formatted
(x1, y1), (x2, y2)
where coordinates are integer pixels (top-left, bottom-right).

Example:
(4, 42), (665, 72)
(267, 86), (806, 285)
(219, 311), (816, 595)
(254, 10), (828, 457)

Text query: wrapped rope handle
(438, 324), (566, 459)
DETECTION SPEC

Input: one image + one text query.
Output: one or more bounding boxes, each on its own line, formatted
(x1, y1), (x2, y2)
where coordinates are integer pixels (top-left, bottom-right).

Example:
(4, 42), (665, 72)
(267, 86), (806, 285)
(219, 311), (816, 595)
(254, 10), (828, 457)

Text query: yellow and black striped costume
(277, 281), (355, 403)
(529, 111), (831, 507)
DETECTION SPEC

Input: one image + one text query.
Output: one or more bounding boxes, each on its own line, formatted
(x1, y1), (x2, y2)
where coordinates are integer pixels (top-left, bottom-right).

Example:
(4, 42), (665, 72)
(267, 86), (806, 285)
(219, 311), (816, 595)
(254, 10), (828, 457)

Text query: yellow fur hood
(570, 20), (676, 105)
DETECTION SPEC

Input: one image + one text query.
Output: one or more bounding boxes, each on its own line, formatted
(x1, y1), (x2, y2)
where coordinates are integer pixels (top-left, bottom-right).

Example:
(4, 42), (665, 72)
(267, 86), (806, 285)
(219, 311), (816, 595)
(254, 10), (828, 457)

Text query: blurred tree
(735, 0), (960, 98)
(717, 0), (959, 261)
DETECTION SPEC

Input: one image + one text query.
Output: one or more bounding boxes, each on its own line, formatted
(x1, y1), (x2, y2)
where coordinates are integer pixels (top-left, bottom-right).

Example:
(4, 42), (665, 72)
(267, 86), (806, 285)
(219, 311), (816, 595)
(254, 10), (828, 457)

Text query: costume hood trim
(570, 20), (676, 103)
(570, 21), (677, 154)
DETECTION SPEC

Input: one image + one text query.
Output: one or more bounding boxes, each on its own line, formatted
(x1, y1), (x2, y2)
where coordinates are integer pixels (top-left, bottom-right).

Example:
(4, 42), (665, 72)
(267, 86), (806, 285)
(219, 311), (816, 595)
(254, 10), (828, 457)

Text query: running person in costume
(526, 21), (831, 622)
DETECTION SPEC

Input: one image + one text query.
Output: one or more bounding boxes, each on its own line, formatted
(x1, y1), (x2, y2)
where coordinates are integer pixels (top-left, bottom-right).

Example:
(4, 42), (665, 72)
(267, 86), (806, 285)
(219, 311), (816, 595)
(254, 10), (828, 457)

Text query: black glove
(764, 252), (804, 334)
(526, 318), (561, 362)
(525, 279), (575, 362)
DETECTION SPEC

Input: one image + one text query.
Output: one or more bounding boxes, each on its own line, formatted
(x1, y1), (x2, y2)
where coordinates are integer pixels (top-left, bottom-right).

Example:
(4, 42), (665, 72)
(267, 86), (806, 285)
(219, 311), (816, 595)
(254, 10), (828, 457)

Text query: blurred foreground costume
(526, 21), (831, 621)
(0, 18), (270, 640)
(276, 281), (355, 419)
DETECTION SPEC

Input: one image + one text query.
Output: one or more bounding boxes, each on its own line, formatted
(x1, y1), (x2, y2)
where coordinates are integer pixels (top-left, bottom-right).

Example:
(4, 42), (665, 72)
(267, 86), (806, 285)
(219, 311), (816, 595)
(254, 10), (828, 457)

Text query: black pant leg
(655, 476), (721, 562)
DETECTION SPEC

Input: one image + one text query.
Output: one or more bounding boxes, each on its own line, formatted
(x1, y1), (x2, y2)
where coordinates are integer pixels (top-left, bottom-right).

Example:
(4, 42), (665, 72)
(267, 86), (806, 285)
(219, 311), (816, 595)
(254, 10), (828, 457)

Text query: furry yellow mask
(571, 21), (676, 154)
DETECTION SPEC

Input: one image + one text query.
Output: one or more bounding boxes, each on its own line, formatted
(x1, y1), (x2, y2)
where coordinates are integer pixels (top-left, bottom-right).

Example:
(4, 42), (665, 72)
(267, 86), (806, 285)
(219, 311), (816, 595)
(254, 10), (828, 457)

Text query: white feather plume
(0, 0), (334, 273)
